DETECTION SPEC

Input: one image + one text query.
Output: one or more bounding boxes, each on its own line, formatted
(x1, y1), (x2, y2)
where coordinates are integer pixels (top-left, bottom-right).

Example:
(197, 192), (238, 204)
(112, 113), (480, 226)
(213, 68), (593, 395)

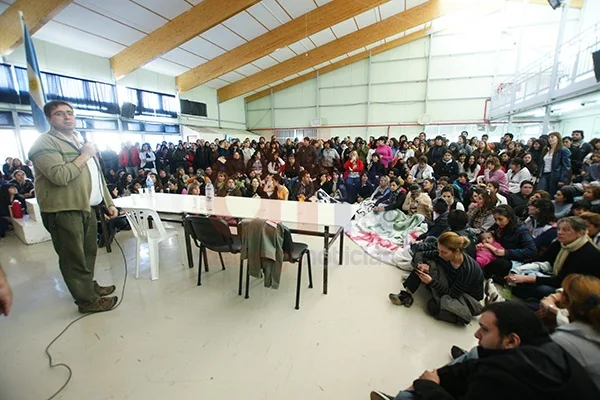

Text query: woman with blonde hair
(388, 232), (484, 324)
(541, 274), (600, 391)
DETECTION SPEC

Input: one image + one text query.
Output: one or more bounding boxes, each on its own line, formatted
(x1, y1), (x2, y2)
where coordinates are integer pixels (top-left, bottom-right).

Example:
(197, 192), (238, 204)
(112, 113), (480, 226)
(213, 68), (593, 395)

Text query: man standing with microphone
(29, 100), (118, 313)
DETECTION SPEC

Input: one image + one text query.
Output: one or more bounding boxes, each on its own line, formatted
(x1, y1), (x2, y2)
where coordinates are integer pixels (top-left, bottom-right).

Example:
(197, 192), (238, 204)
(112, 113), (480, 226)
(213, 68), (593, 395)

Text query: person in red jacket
(344, 150), (364, 203)
(118, 142), (140, 177)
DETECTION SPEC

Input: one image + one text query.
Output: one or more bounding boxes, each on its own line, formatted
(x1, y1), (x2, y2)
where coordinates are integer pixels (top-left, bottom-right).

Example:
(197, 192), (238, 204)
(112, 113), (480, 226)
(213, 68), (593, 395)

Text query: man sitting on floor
(370, 301), (600, 400)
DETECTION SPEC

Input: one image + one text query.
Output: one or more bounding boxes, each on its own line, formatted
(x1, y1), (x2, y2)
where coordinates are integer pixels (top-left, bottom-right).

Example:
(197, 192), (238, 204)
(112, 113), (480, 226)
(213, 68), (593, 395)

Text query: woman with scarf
(505, 216), (600, 300)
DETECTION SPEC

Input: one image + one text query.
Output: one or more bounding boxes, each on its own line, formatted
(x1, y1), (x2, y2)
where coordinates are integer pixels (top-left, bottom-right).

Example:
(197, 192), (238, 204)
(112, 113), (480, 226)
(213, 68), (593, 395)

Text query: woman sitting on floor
(482, 205), (537, 282)
(388, 232), (483, 325)
(503, 216), (600, 301)
(539, 274), (600, 391)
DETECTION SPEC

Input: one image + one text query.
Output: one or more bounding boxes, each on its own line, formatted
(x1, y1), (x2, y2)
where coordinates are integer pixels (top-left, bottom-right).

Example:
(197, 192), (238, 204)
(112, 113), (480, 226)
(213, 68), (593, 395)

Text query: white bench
(10, 199), (51, 245)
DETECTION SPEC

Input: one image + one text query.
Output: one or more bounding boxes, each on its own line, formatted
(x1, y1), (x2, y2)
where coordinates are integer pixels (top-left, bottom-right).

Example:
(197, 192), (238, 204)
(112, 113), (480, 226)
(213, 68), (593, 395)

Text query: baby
(475, 231), (504, 268)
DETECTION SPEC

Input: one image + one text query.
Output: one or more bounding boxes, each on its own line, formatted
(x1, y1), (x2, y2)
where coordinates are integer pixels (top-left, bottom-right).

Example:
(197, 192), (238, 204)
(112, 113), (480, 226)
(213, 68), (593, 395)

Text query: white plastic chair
(123, 208), (185, 280)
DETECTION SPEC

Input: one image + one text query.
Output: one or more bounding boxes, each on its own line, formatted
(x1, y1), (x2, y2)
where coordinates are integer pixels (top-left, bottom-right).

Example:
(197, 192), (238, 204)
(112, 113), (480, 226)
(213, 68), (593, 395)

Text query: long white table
(113, 193), (356, 294)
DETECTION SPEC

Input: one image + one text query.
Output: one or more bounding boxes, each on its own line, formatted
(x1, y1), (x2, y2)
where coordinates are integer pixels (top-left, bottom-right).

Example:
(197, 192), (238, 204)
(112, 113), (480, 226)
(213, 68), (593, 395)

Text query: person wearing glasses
(28, 101), (118, 313)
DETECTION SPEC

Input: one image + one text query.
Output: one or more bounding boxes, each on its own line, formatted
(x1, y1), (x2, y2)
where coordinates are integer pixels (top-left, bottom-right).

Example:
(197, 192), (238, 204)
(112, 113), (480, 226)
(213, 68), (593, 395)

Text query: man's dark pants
(42, 210), (100, 306)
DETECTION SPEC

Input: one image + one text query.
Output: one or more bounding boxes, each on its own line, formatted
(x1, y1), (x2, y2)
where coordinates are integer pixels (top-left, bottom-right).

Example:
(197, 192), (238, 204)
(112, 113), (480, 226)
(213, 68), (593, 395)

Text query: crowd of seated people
(2, 129), (600, 396)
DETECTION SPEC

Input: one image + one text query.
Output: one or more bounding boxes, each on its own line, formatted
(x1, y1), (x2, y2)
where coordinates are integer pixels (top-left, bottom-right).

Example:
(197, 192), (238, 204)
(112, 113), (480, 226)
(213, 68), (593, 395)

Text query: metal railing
(489, 21), (600, 119)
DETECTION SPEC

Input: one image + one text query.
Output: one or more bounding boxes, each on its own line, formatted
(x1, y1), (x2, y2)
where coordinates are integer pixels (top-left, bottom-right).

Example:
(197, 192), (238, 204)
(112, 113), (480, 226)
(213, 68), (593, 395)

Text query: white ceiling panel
(205, 78), (230, 89)
(276, 0), (317, 19)
(354, 8), (379, 29)
(406, 0), (429, 9)
(223, 11), (269, 41)
(34, 21), (125, 58)
(234, 63), (262, 76)
(272, 79), (286, 86)
(130, 0), (191, 20)
(53, 4), (144, 46)
(329, 54), (348, 64)
(298, 67), (315, 75)
(246, 3), (283, 30)
(76, 0), (166, 33)
(314, 0), (333, 5)
(180, 36), (226, 59)
(186, 0), (205, 5)
(270, 47), (296, 62)
(309, 28), (337, 47)
(252, 55), (279, 70)
(162, 48), (207, 68)
(260, 0), (292, 24)
(330, 18), (357, 38)
(405, 24), (426, 35)
(366, 40), (385, 50)
(379, 0), (406, 20)
(385, 32), (405, 42)
(281, 73), (300, 81)
(0, 3), (9, 14)
(314, 61), (331, 70)
(219, 71), (246, 83)
(144, 58), (189, 76)
(288, 38), (315, 55)
(256, 85), (271, 92)
(201, 24), (246, 51)
(347, 48), (366, 57)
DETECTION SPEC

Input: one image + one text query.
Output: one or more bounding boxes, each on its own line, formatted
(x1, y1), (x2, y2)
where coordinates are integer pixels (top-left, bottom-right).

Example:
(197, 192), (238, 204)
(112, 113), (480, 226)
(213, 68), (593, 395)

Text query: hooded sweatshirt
(552, 321), (600, 392)
(412, 340), (600, 400)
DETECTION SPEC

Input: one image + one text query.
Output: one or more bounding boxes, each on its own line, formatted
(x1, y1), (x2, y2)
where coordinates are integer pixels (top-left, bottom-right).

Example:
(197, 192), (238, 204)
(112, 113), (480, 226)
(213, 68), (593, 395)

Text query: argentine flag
(20, 12), (49, 133)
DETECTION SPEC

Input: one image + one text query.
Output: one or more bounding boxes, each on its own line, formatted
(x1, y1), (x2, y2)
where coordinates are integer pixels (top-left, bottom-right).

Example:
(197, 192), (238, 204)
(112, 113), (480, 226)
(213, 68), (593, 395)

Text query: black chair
(184, 215), (243, 288)
(241, 223), (313, 310)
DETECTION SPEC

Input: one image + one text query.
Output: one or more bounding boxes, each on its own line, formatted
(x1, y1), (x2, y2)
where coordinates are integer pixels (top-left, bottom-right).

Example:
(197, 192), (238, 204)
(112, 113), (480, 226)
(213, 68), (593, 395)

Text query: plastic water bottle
(146, 175), (155, 197)
(205, 180), (214, 212)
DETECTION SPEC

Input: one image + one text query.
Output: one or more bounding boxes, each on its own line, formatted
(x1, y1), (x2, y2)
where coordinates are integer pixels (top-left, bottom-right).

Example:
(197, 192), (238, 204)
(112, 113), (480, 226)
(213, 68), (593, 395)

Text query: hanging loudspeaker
(120, 102), (136, 119)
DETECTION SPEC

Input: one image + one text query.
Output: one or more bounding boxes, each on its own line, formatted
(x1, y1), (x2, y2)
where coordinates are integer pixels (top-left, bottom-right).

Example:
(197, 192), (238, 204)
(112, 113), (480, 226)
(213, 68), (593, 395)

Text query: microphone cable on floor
(44, 237), (129, 400)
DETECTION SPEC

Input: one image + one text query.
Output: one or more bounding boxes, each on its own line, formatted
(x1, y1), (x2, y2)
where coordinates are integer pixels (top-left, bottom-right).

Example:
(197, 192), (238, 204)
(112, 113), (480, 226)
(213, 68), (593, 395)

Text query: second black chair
(184, 215), (242, 288)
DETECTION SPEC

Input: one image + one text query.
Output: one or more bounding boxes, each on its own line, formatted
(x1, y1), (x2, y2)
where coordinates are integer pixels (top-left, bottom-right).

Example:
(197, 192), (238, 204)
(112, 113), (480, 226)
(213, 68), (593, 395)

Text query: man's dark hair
(418, 155), (428, 164)
(482, 301), (548, 345)
(504, 133), (514, 140)
(457, 172), (468, 179)
(520, 180), (534, 188)
(510, 157), (524, 168)
(448, 209), (468, 231)
(572, 130), (584, 139)
(563, 136), (572, 142)
(435, 135), (444, 141)
(572, 199), (592, 212)
(433, 197), (449, 214)
(43, 100), (73, 118)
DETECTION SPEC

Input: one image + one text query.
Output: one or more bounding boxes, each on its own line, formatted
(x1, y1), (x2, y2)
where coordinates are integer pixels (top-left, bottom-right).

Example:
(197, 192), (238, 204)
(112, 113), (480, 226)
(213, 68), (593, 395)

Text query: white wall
(246, 1), (583, 141)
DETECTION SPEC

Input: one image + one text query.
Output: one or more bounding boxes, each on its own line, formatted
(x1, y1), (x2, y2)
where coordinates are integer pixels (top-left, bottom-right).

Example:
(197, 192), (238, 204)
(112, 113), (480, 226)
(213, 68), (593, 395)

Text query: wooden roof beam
(0, 0), (74, 55)
(245, 29), (428, 103)
(245, 0), (505, 103)
(217, 0), (484, 103)
(176, 0), (390, 92)
(110, 0), (261, 79)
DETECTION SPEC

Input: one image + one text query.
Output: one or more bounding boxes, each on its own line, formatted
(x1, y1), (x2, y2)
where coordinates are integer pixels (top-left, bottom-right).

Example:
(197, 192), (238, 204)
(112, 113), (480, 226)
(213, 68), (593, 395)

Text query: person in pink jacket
(476, 231), (505, 268)
(484, 156), (509, 194)
(375, 136), (393, 169)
